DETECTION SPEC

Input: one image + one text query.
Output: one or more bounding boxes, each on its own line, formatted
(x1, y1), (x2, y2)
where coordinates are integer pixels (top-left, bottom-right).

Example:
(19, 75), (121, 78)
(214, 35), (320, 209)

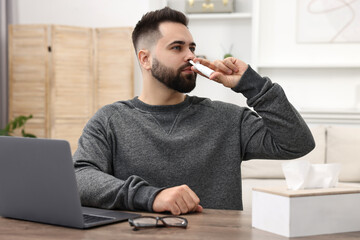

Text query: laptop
(0, 136), (140, 229)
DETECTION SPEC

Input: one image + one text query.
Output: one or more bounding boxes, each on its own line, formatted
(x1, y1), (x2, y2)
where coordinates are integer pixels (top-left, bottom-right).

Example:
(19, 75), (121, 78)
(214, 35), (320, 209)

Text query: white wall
(9, 0), (360, 112)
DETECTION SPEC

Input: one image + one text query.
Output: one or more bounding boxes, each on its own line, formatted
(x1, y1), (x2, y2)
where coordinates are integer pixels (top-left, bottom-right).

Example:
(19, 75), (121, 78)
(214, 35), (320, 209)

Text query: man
(73, 7), (315, 215)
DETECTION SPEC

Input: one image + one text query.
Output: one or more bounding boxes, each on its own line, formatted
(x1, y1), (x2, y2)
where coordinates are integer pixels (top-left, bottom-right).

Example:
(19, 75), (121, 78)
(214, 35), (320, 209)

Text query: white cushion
(327, 126), (360, 182)
(242, 125), (326, 179)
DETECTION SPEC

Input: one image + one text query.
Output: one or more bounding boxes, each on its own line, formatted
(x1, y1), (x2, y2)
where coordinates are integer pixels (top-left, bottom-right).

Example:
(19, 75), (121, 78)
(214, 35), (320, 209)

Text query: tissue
(282, 159), (341, 190)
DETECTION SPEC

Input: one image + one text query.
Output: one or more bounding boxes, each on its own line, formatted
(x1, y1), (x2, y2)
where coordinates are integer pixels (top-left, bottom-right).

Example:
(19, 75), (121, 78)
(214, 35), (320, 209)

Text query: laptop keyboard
(83, 214), (115, 224)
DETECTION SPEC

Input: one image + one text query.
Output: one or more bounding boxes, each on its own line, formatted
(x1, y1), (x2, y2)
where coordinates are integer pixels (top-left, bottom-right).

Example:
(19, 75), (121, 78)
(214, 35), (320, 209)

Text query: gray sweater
(73, 66), (315, 211)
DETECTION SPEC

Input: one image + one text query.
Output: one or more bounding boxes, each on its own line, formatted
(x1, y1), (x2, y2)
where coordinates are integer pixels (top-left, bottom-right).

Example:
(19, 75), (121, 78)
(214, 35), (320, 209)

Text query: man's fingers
(192, 58), (224, 75)
(170, 203), (181, 216)
(181, 191), (198, 212)
(193, 57), (232, 75)
(191, 57), (248, 89)
(192, 57), (212, 67)
(182, 185), (200, 211)
(175, 198), (189, 214)
(223, 57), (239, 73)
(178, 185), (200, 213)
(209, 72), (226, 83)
(212, 59), (233, 74)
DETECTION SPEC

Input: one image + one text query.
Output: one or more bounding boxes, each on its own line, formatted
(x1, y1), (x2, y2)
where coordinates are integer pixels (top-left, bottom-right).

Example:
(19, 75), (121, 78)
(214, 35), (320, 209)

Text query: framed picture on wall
(296, 0), (360, 43)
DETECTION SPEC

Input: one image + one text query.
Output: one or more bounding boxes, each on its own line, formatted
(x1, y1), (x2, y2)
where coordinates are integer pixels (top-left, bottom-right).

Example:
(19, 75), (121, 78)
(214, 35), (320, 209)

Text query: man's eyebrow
(168, 41), (197, 47)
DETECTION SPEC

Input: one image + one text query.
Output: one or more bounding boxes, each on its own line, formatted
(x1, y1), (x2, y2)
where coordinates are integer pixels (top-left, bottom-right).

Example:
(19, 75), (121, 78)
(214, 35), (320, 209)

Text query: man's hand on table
(152, 185), (203, 215)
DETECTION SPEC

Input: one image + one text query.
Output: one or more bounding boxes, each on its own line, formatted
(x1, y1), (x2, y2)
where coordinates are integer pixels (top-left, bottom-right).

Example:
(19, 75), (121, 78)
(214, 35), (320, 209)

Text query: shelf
(300, 109), (360, 124)
(187, 12), (252, 20)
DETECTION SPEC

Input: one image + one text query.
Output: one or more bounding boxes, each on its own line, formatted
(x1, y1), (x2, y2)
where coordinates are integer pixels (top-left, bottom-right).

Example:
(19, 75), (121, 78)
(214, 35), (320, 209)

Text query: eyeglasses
(128, 216), (188, 231)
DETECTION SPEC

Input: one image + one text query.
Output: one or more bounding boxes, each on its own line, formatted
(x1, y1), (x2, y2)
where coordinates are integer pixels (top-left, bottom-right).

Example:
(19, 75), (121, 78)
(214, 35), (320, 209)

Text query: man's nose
(185, 49), (195, 62)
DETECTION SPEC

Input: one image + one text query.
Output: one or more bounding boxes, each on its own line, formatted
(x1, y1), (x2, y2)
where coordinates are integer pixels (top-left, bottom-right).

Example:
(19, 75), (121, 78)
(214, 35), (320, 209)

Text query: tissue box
(185, 0), (234, 13)
(252, 185), (360, 237)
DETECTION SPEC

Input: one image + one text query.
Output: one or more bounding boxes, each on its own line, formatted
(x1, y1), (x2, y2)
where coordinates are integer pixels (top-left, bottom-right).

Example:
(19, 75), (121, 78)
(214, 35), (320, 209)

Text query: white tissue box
(252, 185), (360, 237)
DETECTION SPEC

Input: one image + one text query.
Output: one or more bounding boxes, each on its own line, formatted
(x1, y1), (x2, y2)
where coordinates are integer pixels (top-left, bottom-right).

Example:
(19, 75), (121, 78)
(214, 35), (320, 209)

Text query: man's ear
(138, 49), (152, 70)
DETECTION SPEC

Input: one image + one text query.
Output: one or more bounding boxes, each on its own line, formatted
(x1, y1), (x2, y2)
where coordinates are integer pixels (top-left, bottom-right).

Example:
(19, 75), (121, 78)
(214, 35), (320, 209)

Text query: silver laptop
(0, 136), (140, 229)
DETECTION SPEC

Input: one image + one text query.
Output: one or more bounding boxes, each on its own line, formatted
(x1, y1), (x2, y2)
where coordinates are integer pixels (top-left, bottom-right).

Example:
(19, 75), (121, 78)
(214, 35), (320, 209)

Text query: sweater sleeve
(73, 107), (164, 212)
(232, 66), (315, 160)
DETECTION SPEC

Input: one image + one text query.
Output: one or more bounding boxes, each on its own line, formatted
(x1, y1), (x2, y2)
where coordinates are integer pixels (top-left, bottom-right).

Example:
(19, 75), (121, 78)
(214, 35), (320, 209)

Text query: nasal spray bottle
(189, 60), (214, 78)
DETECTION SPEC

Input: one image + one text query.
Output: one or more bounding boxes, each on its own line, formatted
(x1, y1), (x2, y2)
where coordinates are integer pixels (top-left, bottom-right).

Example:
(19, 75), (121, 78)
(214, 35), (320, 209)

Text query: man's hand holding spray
(190, 57), (248, 88)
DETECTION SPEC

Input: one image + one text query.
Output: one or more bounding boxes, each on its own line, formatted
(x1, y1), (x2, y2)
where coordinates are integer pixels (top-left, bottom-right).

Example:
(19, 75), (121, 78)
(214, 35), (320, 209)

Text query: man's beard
(151, 58), (197, 93)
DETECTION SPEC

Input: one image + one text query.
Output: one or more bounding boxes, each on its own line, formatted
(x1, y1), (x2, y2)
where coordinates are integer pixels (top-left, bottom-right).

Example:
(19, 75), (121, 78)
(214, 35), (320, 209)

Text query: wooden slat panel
(51, 119), (88, 153)
(95, 27), (134, 110)
(8, 25), (49, 138)
(50, 25), (94, 151)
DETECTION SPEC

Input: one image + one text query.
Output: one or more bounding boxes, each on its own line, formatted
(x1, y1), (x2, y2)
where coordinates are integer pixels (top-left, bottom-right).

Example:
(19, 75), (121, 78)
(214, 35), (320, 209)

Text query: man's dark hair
(132, 7), (188, 53)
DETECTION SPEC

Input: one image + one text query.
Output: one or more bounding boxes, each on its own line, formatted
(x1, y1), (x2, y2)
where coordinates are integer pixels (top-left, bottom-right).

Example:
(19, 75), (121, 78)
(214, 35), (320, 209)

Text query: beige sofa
(241, 125), (360, 209)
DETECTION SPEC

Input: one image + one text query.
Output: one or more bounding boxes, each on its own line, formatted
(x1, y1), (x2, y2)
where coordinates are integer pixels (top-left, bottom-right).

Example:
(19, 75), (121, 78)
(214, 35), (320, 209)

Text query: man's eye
(172, 46), (181, 50)
(190, 47), (196, 53)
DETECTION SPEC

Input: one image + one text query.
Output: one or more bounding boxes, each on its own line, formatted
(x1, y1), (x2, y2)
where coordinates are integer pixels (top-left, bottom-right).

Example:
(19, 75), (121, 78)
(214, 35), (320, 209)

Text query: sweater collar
(130, 95), (192, 113)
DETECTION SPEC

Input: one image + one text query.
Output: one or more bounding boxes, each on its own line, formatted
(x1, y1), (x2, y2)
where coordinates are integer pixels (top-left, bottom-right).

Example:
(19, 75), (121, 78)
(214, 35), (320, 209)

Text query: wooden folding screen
(8, 25), (134, 153)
